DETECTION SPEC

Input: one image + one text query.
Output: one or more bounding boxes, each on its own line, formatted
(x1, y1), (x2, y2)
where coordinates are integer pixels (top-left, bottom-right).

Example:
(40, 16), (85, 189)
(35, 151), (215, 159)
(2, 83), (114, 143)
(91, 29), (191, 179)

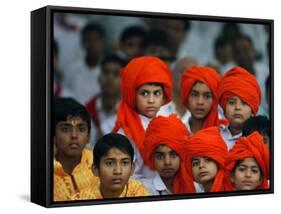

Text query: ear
(92, 164), (99, 177)
(258, 174), (264, 186)
(130, 162), (135, 176)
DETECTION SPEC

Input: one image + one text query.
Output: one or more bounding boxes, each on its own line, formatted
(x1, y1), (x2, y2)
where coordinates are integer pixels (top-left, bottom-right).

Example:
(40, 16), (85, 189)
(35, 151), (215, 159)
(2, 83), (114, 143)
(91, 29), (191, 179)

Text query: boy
(73, 133), (151, 199)
(180, 66), (224, 134)
(141, 115), (195, 195)
(53, 98), (97, 201)
(225, 131), (269, 191)
(112, 56), (173, 179)
(185, 127), (228, 192)
(217, 66), (262, 150)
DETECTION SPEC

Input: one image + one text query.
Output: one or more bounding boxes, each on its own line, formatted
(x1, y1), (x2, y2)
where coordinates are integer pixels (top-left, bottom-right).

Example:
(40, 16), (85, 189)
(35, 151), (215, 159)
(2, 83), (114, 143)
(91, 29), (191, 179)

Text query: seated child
(53, 98), (97, 201)
(112, 56), (173, 179)
(225, 131), (269, 191)
(185, 127), (228, 192)
(180, 66), (224, 134)
(242, 115), (270, 148)
(141, 115), (195, 195)
(73, 133), (151, 199)
(217, 66), (262, 150)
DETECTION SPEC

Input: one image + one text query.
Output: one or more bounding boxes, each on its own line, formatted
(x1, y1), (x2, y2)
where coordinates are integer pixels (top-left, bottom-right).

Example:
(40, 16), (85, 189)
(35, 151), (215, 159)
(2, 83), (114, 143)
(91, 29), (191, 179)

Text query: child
(141, 115), (195, 195)
(242, 115), (270, 148)
(112, 56), (173, 179)
(72, 133), (151, 199)
(225, 131), (269, 191)
(53, 98), (97, 201)
(185, 127), (228, 192)
(180, 66), (224, 134)
(217, 66), (262, 150)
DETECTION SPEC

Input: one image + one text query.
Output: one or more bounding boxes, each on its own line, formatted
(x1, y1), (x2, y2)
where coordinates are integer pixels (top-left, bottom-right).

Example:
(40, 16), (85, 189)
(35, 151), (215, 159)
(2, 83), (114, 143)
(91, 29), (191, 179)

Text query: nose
(197, 95), (204, 105)
(164, 155), (171, 166)
(114, 163), (122, 174)
(245, 169), (252, 177)
(199, 160), (205, 169)
(148, 94), (155, 104)
(71, 128), (78, 139)
(234, 101), (242, 110)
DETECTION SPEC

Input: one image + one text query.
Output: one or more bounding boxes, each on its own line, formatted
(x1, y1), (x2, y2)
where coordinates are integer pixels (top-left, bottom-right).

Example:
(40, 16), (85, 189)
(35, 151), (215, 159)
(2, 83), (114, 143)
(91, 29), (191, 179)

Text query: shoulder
(127, 179), (152, 197)
(71, 179), (100, 200)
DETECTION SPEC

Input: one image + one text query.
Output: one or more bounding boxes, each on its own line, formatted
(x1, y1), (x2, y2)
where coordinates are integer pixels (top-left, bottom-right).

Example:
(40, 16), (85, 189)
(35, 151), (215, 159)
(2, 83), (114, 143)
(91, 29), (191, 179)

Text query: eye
(192, 160), (199, 167)
(204, 93), (212, 99)
(155, 153), (164, 160)
(241, 100), (248, 106)
(78, 125), (87, 132)
(154, 90), (162, 96)
(251, 168), (260, 174)
(170, 151), (178, 158)
(190, 91), (198, 97)
(105, 161), (113, 167)
(227, 99), (235, 105)
(61, 126), (69, 132)
(141, 91), (149, 96)
(122, 160), (131, 166)
(237, 167), (245, 172)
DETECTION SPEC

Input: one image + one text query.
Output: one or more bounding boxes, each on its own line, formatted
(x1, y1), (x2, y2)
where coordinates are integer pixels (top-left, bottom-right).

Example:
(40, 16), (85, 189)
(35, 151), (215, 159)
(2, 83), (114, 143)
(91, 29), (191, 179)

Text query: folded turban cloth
(185, 127), (228, 192)
(180, 66), (224, 128)
(224, 131), (269, 191)
(113, 56), (173, 159)
(217, 66), (261, 115)
(143, 114), (195, 194)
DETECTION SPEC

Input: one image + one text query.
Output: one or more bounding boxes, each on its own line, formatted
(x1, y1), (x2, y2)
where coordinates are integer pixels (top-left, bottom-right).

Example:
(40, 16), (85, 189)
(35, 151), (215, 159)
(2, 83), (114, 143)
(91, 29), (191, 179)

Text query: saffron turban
(224, 131), (269, 191)
(113, 56), (173, 159)
(217, 66), (261, 115)
(180, 66), (224, 128)
(185, 127), (228, 192)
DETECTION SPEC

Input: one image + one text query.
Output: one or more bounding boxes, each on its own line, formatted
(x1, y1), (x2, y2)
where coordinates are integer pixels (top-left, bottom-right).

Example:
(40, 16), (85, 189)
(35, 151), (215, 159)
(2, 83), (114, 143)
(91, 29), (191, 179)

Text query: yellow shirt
(53, 149), (98, 201)
(72, 179), (151, 200)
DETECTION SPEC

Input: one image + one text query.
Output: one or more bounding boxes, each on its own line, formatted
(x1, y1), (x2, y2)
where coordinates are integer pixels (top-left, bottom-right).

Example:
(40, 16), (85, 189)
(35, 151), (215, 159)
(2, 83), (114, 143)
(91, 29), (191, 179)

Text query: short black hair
(214, 35), (231, 50)
(120, 25), (147, 44)
(100, 54), (128, 69)
(81, 22), (105, 44)
(242, 116), (270, 137)
(53, 98), (91, 135)
(93, 133), (134, 168)
(146, 28), (171, 50)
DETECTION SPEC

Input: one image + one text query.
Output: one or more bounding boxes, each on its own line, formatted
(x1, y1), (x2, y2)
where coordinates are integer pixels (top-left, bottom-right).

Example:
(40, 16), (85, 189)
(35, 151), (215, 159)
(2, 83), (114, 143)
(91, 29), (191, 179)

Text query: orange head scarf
(112, 56), (173, 159)
(224, 131), (269, 191)
(217, 66), (261, 115)
(185, 127), (228, 192)
(180, 66), (223, 128)
(143, 114), (195, 194)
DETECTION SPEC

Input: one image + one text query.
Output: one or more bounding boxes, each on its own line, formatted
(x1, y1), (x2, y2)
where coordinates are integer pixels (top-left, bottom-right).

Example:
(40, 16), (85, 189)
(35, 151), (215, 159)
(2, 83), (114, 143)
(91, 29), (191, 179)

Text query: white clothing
(219, 124), (242, 151)
(140, 173), (172, 195)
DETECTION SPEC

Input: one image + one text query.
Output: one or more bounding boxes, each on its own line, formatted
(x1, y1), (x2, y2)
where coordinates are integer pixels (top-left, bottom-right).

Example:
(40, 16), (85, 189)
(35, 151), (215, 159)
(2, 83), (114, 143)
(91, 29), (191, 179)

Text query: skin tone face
(233, 38), (255, 69)
(153, 145), (180, 180)
(54, 116), (89, 158)
(93, 148), (135, 198)
(136, 84), (164, 118)
(83, 31), (103, 57)
(231, 157), (263, 190)
(121, 36), (144, 60)
(225, 96), (253, 135)
(192, 156), (219, 191)
(188, 81), (213, 120)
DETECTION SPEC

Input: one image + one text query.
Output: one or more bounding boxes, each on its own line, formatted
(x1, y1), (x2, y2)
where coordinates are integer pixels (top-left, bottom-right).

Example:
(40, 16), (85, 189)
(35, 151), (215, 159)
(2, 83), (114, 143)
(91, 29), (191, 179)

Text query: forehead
(191, 81), (211, 93)
(57, 116), (86, 126)
(155, 144), (174, 153)
(137, 84), (163, 91)
(238, 157), (259, 167)
(102, 148), (131, 160)
(228, 96), (243, 101)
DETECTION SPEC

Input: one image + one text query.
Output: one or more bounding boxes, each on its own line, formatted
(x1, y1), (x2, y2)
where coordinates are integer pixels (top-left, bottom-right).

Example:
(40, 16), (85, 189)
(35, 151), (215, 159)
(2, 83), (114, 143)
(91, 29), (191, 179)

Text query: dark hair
(53, 40), (59, 57)
(214, 35), (231, 50)
(93, 133), (134, 168)
(242, 116), (270, 137)
(53, 98), (91, 135)
(146, 28), (171, 50)
(81, 22), (105, 44)
(120, 25), (147, 44)
(101, 54), (128, 69)
(233, 34), (254, 48)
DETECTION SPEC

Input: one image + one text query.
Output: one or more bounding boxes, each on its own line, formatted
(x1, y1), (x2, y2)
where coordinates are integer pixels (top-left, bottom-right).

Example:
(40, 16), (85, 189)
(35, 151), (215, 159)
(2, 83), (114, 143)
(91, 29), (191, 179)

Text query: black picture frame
(31, 5), (274, 208)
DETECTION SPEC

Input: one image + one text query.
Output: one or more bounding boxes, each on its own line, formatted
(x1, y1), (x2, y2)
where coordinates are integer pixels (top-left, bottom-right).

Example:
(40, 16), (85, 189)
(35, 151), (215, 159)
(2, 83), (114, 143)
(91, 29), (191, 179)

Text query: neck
(173, 93), (186, 117)
(100, 184), (125, 199)
(86, 54), (99, 68)
(202, 180), (214, 192)
(229, 126), (241, 136)
(101, 94), (120, 113)
(162, 177), (174, 193)
(56, 152), (82, 175)
(189, 117), (204, 134)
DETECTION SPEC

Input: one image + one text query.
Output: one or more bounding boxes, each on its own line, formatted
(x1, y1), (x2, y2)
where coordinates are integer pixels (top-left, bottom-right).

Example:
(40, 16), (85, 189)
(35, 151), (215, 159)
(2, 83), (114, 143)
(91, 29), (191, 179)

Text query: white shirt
(157, 101), (177, 116)
(140, 173), (172, 195)
(219, 124), (242, 151)
(194, 182), (205, 193)
(117, 114), (156, 180)
(63, 59), (101, 104)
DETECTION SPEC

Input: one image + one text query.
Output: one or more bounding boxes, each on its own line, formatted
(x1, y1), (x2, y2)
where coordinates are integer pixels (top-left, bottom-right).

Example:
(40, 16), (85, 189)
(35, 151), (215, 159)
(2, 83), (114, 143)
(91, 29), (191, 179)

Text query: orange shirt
(72, 179), (151, 200)
(53, 149), (98, 201)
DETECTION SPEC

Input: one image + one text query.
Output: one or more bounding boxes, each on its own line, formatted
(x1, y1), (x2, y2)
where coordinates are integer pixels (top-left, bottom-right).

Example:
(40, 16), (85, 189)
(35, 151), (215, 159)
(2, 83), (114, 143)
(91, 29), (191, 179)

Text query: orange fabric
(185, 127), (228, 192)
(112, 56), (173, 159)
(143, 115), (195, 194)
(217, 66), (261, 115)
(224, 131), (270, 191)
(180, 66), (223, 128)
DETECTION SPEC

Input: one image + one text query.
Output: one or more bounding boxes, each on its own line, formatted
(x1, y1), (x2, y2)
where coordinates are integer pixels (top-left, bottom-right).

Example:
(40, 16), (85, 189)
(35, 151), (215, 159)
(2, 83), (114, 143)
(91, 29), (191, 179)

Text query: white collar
(138, 114), (152, 130)
(152, 173), (171, 194)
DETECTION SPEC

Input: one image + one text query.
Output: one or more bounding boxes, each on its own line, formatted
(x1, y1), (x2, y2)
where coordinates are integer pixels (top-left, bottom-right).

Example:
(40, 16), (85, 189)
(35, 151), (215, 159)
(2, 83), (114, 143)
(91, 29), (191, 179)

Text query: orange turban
(143, 115), (195, 194)
(217, 66), (261, 115)
(113, 56), (173, 159)
(180, 66), (223, 128)
(224, 131), (269, 191)
(185, 127), (228, 192)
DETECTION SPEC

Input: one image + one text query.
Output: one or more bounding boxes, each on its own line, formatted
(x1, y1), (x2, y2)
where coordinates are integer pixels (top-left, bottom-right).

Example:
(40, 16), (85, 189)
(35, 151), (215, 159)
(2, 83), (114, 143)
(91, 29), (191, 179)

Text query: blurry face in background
(165, 19), (186, 50)
(99, 61), (121, 96)
(216, 44), (233, 64)
(145, 45), (175, 68)
(121, 36), (145, 60)
(83, 31), (103, 56)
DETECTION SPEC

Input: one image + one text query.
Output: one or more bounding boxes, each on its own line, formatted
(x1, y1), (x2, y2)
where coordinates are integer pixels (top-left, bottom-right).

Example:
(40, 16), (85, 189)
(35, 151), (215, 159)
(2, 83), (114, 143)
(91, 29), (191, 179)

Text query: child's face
(99, 61), (121, 96)
(121, 36), (144, 60)
(54, 116), (89, 157)
(231, 157), (263, 190)
(192, 157), (218, 185)
(153, 145), (180, 179)
(136, 84), (164, 118)
(187, 81), (213, 120)
(225, 96), (253, 131)
(93, 148), (135, 197)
